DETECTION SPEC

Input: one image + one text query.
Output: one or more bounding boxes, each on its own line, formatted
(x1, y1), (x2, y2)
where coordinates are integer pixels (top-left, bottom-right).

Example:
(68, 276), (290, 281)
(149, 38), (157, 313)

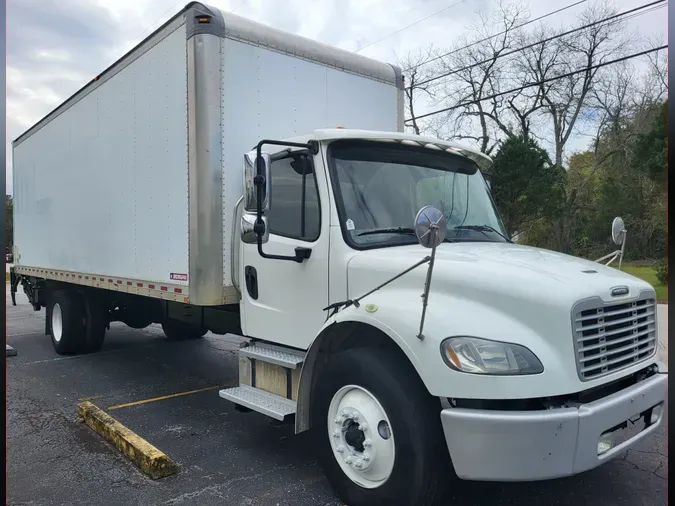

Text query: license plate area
(600, 403), (660, 448)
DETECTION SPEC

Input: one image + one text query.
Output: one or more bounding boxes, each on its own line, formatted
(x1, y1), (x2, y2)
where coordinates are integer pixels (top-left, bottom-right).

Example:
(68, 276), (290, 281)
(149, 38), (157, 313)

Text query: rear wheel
(312, 347), (450, 506)
(161, 319), (207, 341)
(49, 290), (86, 354)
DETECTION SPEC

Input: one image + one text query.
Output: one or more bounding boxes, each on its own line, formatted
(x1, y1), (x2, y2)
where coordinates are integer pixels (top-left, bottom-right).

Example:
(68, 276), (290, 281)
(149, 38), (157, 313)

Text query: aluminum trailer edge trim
(187, 21), (225, 306)
(215, 8), (400, 88)
(13, 266), (191, 303)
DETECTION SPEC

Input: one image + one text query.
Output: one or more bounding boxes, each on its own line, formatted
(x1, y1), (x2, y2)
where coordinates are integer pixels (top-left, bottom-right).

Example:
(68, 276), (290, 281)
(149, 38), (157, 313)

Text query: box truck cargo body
(10, 3), (667, 506)
(12, 2), (403, 306)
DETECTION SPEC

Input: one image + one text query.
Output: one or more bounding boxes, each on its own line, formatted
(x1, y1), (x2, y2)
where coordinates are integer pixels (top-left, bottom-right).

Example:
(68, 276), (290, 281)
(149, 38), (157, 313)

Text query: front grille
(572, 296), (657, 381)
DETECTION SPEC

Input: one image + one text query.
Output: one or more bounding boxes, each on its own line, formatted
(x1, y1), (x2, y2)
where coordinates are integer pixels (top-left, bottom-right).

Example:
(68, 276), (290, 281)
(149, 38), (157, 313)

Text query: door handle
(294, 247), (312, 263)
(244, 266), (258, 299)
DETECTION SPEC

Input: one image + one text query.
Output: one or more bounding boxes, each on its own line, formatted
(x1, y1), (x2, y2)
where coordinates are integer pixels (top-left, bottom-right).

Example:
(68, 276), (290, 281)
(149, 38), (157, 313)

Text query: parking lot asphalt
(7, 285), (668, 506)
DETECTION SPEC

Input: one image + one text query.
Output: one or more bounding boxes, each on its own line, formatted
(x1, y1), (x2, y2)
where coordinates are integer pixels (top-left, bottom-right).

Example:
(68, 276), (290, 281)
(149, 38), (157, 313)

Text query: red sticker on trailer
(170, 273), (188, 281)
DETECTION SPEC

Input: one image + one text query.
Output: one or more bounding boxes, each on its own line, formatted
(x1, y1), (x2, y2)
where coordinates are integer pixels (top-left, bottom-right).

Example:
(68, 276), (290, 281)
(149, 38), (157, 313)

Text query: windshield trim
(325, 139), (508, 252)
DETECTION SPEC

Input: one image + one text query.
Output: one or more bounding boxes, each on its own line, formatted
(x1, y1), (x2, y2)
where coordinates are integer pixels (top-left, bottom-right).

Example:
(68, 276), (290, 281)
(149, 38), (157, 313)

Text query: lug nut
(336, 445), (345, 454)
(363, 439), (372, 448)
(362, 453), (370, 461)
(345, 457), (352, 464)
(359, 423), (368, 431)
(332, 430), (340, 438)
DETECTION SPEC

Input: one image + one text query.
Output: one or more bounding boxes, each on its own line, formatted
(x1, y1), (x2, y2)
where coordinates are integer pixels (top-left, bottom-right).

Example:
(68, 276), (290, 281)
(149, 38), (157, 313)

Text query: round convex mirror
(611, 217), (625, 245)
(414, 206), (447, 249)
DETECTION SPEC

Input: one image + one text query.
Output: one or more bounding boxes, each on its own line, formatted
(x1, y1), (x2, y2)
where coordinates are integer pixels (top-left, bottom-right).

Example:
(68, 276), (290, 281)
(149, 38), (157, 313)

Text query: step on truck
(10, 3), (667, 505)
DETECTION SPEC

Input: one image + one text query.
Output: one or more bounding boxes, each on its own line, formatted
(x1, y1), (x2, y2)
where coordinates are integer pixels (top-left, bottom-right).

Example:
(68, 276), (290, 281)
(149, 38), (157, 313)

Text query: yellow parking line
(107, 384), (233, 411)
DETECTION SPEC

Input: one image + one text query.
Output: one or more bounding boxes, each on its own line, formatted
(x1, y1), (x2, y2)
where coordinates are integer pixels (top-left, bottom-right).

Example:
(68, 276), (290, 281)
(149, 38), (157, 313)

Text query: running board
(219, 385), (296, 421)
(238, 344), (305, 369)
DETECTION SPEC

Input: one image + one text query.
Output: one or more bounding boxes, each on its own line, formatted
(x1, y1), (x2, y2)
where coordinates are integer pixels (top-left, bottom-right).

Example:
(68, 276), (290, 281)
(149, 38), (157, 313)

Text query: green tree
(631, 100), (667, 185)
(490, 136), (564, 235)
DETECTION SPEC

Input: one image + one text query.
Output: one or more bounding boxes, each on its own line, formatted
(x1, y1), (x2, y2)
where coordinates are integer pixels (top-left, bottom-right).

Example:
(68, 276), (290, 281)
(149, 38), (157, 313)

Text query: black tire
(311, 347), (451, 506)
(82, 293), (108, 352)
(49, 290), (86, 355)
(161, 319), (207, 341)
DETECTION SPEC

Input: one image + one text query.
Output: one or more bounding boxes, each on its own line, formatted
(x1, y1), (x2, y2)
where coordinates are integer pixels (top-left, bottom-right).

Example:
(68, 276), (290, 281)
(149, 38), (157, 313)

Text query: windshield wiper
(357, 227), (416, 237)
(452, 225), (513, 243)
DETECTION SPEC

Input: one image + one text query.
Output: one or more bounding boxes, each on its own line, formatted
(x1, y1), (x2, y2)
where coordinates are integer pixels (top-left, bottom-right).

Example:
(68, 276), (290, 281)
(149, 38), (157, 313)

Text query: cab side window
(268, 153), (321, 241)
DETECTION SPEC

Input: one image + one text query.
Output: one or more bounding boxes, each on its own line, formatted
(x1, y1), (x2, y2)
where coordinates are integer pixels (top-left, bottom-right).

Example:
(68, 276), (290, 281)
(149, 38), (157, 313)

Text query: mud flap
(9, 268), (19, 307)
(45, 302), (52, 336)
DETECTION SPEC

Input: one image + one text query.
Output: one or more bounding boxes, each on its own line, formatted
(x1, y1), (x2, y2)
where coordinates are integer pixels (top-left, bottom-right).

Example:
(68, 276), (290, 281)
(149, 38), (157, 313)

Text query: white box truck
(10, 3), (667, 505)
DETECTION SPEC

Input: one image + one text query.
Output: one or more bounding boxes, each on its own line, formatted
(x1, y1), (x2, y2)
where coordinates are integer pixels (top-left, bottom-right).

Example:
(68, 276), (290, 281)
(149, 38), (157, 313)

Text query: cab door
(239, 149), (330, 349)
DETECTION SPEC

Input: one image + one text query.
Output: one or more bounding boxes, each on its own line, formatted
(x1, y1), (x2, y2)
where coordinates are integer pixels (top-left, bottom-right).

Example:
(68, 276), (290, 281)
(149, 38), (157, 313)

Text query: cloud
(6, 0), (124, 192)
(5, 0), (667, 193)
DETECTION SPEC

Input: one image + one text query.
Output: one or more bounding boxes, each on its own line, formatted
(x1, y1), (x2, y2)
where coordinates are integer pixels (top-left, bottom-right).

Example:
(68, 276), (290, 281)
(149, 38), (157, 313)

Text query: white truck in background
(10, 3), (667, 505)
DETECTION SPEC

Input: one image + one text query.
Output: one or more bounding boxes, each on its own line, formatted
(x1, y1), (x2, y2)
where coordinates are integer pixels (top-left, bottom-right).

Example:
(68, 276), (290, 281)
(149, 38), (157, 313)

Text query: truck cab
(221, 127), (667, 503)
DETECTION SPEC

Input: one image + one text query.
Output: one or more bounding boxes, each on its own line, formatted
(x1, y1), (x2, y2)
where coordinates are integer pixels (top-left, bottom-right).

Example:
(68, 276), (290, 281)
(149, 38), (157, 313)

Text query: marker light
(597, 433), (613, 455)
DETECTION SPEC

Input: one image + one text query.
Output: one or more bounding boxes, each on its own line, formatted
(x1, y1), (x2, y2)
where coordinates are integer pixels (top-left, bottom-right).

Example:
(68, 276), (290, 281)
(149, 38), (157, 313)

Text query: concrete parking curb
(6, 344), (17, 357)
(77, 401), (178, 479)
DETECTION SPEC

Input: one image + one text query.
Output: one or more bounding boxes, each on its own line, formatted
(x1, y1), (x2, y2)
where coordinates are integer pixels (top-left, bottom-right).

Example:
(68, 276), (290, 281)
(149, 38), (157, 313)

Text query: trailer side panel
(219, 37), (400, 291)
(13, 24), (190, 289)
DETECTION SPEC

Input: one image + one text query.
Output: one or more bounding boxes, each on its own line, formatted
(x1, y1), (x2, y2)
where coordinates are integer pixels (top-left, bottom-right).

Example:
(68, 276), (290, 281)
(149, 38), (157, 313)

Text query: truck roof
(13, 2), (402, 146)
(280, 129), (493, 167)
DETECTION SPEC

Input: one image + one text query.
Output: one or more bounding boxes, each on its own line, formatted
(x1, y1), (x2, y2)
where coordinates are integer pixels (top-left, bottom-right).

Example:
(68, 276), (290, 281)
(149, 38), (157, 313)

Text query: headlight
(440, 336), (543, 375)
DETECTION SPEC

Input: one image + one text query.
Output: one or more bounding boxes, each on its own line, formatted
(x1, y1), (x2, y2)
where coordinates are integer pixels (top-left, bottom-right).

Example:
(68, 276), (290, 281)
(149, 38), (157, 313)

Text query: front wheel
(311, 347), (451, 506)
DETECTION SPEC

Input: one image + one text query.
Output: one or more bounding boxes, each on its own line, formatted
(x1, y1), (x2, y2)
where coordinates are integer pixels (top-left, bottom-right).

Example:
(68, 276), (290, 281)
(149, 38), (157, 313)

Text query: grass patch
(621, 265), (668, 303)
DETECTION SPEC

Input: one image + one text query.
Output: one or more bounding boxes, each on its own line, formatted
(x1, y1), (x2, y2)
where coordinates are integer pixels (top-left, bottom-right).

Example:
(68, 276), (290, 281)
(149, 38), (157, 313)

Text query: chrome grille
(572, 296), (657, 381)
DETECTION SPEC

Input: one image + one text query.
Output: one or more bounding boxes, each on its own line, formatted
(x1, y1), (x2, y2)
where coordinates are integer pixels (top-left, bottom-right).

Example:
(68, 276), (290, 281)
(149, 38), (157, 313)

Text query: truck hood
(343, 242), (657, 400)
(346, 242), (652, 311)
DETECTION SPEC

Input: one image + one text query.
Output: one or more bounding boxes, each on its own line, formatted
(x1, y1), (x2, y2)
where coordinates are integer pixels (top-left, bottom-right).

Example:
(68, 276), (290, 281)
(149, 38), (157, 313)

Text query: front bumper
(440, 372), (667, 481)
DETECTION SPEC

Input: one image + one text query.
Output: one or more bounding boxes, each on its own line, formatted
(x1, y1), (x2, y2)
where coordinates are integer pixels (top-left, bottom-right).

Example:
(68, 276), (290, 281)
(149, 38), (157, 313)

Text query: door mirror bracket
(243, 139), (319, 263)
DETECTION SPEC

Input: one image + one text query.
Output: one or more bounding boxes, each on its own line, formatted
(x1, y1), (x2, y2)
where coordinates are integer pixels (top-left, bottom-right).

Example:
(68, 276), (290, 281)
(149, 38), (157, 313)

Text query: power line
(410, 0), (666, 88)
(355, 0), (470, 53)
(229, 0), (249, 14)
(404, 45), (667, 123)
(404, 0), (588, 73)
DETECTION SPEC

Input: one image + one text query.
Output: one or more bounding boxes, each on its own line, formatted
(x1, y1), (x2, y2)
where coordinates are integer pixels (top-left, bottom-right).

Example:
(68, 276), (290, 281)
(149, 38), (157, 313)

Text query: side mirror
(244, 150), (271, 213)
(241, 213), (269, 244)
(611, 216), (626, 246)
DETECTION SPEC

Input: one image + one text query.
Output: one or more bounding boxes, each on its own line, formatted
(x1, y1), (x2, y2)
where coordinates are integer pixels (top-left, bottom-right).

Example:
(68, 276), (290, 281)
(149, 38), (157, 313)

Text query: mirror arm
(617, 230), (627, 270)
(254, 139), (320, 263)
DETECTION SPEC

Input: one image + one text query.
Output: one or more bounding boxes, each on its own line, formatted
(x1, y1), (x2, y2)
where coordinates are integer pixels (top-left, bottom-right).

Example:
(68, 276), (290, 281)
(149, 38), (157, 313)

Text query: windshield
(328, 140), (508, 248)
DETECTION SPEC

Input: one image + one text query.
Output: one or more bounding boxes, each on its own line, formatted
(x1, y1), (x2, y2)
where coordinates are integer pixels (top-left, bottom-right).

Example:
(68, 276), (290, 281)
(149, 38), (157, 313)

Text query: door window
(268, 153), (321, 241)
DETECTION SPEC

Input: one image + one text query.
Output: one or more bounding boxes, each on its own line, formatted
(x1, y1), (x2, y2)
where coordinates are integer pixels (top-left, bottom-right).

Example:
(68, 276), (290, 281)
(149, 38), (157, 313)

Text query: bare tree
(637, 35), (668, 106)
(401, 0), (660, 172)
(430, 0), (528, 154)
(570, 43), (666, 208)
(523, 1), (631, 169)
(399, 47), (438, 135)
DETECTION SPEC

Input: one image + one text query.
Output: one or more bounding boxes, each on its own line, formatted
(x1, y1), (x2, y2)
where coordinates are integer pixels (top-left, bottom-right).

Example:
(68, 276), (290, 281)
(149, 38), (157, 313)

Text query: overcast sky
(5, 0), (666, 194)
